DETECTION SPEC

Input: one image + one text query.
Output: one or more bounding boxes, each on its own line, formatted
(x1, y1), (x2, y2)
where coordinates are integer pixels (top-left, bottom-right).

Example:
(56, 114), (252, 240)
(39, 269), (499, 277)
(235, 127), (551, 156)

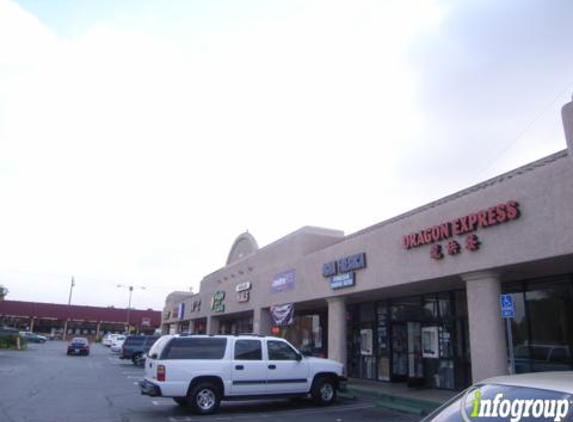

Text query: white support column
(206, 316), (220, 335)
(327, 297), (347, 366)
(253, 308), (272, 336)
(463, 271), (509, 383)
(562, 94), (573, 155)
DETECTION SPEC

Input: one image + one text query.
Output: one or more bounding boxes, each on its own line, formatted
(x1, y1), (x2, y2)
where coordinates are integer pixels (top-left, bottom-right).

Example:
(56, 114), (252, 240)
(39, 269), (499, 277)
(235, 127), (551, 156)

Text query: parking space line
(152, 400), (173, 406)
(126, 376), (143, 379)
(166, 403), (375, 421)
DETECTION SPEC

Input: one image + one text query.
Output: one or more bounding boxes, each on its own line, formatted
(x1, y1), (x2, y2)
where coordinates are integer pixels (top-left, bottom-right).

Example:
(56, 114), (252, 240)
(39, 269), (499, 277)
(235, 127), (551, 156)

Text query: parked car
(67, 337), (90, 356)
(421, 371), (573, 422)
(20, 331), (48, 343)
(139, 334), (346, 415)
(0, 326), (20, 337)
(120, 334), (160, 366)
(514, 344), (571, 373)
(102, 333), (122, 347)
(110, 335), (127, 353)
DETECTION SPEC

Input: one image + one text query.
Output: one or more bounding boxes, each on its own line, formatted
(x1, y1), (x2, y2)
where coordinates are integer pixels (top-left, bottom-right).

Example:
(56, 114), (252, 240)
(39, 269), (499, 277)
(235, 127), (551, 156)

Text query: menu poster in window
(360, 329), (373, 356)
(422, 326), (439, 358)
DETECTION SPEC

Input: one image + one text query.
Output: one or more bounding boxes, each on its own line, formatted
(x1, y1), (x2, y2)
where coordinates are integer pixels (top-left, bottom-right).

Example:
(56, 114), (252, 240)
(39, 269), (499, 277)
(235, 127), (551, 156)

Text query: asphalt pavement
(0, 341), (421, 422)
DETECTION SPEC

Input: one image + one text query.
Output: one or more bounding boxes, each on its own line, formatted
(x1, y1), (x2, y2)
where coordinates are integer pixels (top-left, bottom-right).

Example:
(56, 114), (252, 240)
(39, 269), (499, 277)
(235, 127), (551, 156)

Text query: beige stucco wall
(170, 150), (573, 322)
(164, 146), (573, 383)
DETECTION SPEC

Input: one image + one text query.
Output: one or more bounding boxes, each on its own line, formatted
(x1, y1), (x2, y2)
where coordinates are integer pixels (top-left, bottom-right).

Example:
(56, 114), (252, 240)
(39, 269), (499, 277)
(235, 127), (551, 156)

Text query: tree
(0, 284), (8, 301)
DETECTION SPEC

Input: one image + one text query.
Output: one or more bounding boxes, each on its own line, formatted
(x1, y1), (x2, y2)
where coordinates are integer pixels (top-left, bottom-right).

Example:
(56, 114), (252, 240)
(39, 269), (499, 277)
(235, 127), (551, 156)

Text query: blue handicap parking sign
(500, 294), (515, 318)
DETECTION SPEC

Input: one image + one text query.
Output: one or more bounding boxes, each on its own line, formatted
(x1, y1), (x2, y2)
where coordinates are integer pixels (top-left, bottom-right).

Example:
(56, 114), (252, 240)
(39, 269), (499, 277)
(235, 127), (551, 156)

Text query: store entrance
(347, 291), (470, 390)
(390, 322), (423, 385)
(391, 323), (408, 381)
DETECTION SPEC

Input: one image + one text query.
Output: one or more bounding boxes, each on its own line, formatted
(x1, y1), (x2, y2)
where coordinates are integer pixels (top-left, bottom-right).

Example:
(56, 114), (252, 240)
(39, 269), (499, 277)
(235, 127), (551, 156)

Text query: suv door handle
(268, 364), (276, 370)
(235, 365), (244, 370)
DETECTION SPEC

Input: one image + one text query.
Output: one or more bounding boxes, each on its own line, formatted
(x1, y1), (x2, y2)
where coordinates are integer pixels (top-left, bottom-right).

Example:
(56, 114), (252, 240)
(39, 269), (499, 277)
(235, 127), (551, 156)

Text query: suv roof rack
(234, 332), (264, 337)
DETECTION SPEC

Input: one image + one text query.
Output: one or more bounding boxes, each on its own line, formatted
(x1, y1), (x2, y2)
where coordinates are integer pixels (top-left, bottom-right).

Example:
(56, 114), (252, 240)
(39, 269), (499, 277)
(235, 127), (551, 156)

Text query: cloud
(6, 0), (570, 309)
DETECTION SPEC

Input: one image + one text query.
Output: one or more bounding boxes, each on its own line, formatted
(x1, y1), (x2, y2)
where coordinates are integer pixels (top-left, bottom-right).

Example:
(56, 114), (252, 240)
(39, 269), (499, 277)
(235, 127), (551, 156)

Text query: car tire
(132, 353), (144, 366)
(173, 397), (188, 406)
(188, 382), (221, 415)
(311, 376), (337, 406)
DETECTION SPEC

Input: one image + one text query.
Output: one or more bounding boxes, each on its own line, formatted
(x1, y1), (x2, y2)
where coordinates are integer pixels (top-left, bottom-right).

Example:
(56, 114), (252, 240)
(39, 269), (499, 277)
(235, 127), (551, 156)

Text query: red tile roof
(0, 300), (161, 327)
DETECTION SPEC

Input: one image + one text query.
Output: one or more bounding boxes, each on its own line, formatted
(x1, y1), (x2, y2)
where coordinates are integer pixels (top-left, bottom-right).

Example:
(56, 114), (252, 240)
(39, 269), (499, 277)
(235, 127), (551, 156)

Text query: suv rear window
(161, 337), (227, 360)
(124, 336), (145, 346)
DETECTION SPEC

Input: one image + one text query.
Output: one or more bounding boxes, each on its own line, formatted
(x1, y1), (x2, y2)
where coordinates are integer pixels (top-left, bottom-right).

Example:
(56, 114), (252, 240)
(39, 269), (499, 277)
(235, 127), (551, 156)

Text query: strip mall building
(162, 97), (573, 390)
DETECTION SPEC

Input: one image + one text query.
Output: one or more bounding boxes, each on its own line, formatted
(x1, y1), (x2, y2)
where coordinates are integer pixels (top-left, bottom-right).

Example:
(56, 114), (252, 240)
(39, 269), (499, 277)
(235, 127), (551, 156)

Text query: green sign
(211, 290), (226, 313)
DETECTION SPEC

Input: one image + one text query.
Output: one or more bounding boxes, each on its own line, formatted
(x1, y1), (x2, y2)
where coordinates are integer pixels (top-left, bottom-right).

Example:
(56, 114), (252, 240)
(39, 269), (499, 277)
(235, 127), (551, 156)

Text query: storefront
(164, 99), (573, 391)
(346, 290), (471, 390)
(278, 310), (327, 358)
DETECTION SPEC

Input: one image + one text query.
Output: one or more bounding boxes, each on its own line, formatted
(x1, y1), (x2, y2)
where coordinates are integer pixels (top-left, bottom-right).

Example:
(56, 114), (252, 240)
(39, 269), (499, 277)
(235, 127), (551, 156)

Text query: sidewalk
(340, 378), (458, 417)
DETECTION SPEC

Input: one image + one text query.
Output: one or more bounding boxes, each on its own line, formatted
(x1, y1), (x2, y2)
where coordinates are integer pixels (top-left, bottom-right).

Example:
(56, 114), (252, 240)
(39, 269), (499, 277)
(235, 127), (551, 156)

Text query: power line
(475, 80), (573, 182)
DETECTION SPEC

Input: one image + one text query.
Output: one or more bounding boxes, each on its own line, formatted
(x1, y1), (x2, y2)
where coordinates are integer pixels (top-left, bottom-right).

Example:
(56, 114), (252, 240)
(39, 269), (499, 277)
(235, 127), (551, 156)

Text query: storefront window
(348, 291), (469, 390)
(504, 276), (573, 374)
(283, 313), (326, 358)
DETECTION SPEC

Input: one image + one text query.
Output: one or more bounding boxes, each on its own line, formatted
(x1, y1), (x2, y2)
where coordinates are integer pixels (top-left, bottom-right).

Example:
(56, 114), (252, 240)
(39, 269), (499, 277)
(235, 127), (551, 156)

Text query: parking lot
(0, 341), (419, 422)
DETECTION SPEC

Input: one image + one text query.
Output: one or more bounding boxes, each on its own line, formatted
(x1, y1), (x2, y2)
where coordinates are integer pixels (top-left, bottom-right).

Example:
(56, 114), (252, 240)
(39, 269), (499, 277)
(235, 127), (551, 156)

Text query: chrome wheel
(320, 382), (334, 402)
(196, 388), (216, 411)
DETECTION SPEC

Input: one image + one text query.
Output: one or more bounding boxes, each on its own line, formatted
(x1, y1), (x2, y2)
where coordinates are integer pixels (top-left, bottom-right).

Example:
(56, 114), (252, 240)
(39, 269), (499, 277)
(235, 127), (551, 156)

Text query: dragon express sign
(402, 201), (520, 260)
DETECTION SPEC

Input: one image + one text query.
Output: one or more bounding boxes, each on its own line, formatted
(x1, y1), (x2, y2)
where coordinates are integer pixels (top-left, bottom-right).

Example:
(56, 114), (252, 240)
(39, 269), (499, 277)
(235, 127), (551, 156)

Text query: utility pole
(117, 285), (145, 334)
(63, 277), (75, 341)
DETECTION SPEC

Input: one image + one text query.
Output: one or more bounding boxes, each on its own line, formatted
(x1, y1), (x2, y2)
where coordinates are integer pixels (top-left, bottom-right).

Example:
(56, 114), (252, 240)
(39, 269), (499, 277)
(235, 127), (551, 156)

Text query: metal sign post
(500, 294), (515, 374)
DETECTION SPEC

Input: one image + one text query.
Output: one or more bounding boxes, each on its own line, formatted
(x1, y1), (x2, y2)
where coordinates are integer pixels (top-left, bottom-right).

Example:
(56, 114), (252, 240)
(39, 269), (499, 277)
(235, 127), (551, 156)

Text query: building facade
(0, 300), (162, 340)
(163, 96), (573, 390)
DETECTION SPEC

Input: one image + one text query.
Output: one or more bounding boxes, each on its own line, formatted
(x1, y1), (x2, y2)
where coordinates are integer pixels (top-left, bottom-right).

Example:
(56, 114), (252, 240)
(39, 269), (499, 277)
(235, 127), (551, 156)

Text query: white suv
(139, 334), (346, 414)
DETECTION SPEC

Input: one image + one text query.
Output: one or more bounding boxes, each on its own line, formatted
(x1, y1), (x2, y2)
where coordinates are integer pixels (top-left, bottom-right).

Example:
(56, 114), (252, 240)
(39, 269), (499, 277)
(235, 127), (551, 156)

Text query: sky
(1, 0), (572, 311)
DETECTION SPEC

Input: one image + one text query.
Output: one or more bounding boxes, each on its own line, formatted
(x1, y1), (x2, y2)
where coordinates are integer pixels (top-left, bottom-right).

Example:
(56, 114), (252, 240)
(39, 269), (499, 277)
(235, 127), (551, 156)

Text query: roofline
(201, 226), (344, 280)
(340, 149), (569, 243)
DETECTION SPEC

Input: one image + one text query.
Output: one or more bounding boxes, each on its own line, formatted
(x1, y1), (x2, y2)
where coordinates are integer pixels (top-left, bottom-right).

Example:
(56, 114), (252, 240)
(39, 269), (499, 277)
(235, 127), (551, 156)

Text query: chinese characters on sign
(430, 235), (480, 260)
(402, 201), (519, 260)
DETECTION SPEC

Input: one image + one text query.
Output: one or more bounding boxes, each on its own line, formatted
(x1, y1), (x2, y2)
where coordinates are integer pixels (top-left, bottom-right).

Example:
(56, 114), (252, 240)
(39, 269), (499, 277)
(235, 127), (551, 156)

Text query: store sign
(190, 298), (201, 313)
(330, 272), (355, 290)
(210, 290), (226, 313)
(270, 303), (294, 326)
(323, 253), (366, 277)
(323, 252), (365, 289)
(177, 303), (186, 320)
(236, 282), (252, 303)
(141, 317), (151, 327)
(271, 269), (296, 294)
(402, 200), (521, 260)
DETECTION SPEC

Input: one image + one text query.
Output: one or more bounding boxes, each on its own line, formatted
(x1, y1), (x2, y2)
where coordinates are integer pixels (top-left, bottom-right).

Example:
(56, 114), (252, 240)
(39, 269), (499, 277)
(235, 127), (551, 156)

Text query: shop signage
(330, 272), (355, 290)
(402, 200), (520, 260)
(177, 303), (186, 320)
(270, 303), (294, 326)
(271, 269), (296, 294)
(236, 282), (252, 303)
(210, 290), (226, 313)
(323, 253), (366, 277)
(190, 298), (201, 313)
(141, 317), (151, 327)
(323, 252), (365, 289)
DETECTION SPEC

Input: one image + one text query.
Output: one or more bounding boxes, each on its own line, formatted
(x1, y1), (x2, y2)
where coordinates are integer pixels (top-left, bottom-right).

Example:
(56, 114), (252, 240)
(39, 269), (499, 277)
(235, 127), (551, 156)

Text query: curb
(342, 384), (442, 417)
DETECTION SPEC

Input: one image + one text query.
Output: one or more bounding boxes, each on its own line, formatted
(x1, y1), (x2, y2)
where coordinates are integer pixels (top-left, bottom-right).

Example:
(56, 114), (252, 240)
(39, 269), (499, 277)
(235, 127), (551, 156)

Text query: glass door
(391, 323), (408, 381)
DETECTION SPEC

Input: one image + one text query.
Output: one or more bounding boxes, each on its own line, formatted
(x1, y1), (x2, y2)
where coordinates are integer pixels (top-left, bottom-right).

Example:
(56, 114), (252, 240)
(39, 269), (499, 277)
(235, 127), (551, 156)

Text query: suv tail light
(157, 364), (166, 382)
